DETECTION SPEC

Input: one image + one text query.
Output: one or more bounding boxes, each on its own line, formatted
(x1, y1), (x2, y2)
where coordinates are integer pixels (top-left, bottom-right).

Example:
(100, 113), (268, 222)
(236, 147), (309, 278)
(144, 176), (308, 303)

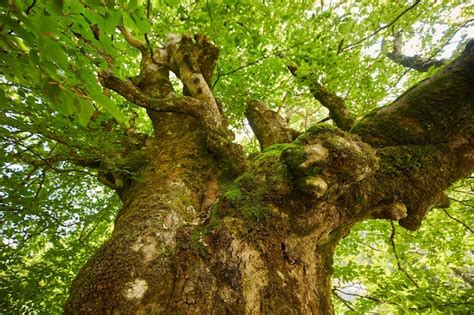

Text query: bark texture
(65, 37), (473, 314)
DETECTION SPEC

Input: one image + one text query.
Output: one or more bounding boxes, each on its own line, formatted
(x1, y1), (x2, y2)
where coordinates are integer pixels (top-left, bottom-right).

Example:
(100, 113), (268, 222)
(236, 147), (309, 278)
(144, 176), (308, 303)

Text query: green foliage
(0, 0), (472, 313)
(333, 178), (473, 314)
(0, 167), (118, 313)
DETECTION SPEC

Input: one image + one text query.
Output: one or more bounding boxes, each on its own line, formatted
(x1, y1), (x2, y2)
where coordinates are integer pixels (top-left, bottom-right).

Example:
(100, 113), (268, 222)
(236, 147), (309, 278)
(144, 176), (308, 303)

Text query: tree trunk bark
(64, 113), (345, 314)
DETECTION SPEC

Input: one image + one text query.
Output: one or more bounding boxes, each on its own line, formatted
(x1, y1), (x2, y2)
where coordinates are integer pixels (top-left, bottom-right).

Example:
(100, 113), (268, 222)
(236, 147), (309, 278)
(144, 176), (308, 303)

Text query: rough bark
(65, 39), (473, 314)
(245, 99), (299, 149)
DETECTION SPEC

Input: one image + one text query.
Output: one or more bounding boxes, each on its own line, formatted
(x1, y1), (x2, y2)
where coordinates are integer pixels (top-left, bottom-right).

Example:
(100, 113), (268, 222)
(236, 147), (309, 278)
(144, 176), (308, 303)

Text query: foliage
(333, 178), (473, 314)
(0, 0), (472, 313)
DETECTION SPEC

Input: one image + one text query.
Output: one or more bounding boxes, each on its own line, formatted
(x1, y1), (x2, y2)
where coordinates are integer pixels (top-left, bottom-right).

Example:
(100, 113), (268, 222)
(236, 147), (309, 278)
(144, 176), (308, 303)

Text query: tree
(1, 0), (473, 314)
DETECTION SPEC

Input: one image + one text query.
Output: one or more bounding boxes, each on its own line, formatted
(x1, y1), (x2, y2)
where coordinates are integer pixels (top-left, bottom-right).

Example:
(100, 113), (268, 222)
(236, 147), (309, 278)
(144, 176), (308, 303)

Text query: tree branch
(451, 267), (474, 286)
(99, 72), (246, 173)
(389, 222), (419, 288)
(2, 137), (97, 176)
(118, 26), (147, 54)
(288, 65), (356, 131)
(354, 39), (474, 147)
(98, 72), (216, 119)
(25, 0), (36, 15)
(442, 208), (473, 233)
(245, 100), (298, 150)
(353, 40), (474, 230)
(387, 33), (447, 72)
(166, 34), (222, 125)
(331, 288), (356, 311)
(342, 0), (421, 52)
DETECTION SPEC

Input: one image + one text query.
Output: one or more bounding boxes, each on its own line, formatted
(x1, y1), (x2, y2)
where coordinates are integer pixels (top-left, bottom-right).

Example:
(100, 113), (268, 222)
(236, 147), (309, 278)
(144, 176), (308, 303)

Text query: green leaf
(46, 0), (64, 15)
(104, 9), (123, 34)
(89, 89), (126, 123)
(76, 98), (95, 127)
(339, 21), (353, 35)
(136, 18), (151, 34)
(64, 0), (85, 14)
(31, 15), (59, 38)
(41, 39), (70, 70)
(58, 89), (75, 116)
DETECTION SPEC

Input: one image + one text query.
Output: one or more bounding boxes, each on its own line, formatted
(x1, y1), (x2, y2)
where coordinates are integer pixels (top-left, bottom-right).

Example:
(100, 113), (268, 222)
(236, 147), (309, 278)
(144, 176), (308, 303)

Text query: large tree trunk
(64, 110), (346, 313)
(65, 40), (473, 314)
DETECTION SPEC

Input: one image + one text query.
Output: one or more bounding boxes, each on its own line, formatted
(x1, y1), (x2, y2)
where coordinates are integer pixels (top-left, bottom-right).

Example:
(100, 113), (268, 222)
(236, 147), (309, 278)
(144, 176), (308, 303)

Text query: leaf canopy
(0, 0), (472, 313)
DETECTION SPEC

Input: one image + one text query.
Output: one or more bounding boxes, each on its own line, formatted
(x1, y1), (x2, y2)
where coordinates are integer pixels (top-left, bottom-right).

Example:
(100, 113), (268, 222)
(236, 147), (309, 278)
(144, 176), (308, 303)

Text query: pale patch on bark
(304, 176), (328, 198)
(124, 278), (148, 300)
(158, 213), (180, 249)
(218, 285), (235, 303)
(299, 144), (329, 171)
(131, 235), (159, 263)
(230, 239), (269, 315)
(277, 270), (286, 282)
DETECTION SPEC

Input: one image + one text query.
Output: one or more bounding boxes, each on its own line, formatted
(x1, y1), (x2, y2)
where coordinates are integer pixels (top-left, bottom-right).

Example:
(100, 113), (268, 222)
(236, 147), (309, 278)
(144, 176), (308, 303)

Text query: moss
(305, 123), (338, 135)
(224, 185), (243, 202)
(190, 227), (209, 257)
(216, 144), (299, 223)
(379, 145), (441, 174)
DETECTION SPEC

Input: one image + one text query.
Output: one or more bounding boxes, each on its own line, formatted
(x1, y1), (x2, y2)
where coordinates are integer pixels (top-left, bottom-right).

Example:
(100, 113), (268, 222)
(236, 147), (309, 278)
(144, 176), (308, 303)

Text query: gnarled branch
(387, 33), (447, 72)
(355, 40), (474, 230)
(245, 100), (298, 150)
(288, 65), (356, 131)
(99, 72), (246, 173)
(166, 34), (222, 126)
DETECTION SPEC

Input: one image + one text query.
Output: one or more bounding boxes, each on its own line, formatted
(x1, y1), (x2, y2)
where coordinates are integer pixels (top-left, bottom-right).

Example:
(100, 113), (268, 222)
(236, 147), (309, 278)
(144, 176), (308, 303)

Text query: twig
(425, 18), (474, 64)
(25, 0), (36, 15)
(442, 208), (473, 233)
(410, 302), (474, 311)
(389, 221), (419, 288)
(387, 32), (447, 72)
(333, 287), (385, 303)
(206, 0), (213, 23)
(146, 0), (151, 18)
(144, 0), (156, 63)
(78, 205), (111, 243)
(342, 0), (421, 52)
(287, 64), (355, 131)
(332, 288), (356, 311)
(213, 40), (307, 88)
(34, 169), (46, 199)
(1, 137), (95, 176)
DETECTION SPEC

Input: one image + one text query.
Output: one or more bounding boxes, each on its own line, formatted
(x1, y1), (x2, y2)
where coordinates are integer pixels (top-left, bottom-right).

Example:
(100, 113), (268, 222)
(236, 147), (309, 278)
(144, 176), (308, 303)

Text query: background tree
(0, 0), (472, 314)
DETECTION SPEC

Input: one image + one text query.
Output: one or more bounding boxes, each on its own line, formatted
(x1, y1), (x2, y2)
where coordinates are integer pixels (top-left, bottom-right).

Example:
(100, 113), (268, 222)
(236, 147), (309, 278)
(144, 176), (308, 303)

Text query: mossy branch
(287, 65), (356, 131)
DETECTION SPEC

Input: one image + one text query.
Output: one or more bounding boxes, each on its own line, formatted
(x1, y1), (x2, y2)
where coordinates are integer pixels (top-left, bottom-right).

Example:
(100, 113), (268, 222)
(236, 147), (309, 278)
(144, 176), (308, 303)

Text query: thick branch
(354, 40), (474, 230)
(100, 72), (246, 173)
(245, 100), (298, 150)
(387, 33), (447, 72)
(166, 34), (222, 127)
(354, 40), (474, 147)
(100, 72), (218, 124)
(288, 65), (356, 131)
